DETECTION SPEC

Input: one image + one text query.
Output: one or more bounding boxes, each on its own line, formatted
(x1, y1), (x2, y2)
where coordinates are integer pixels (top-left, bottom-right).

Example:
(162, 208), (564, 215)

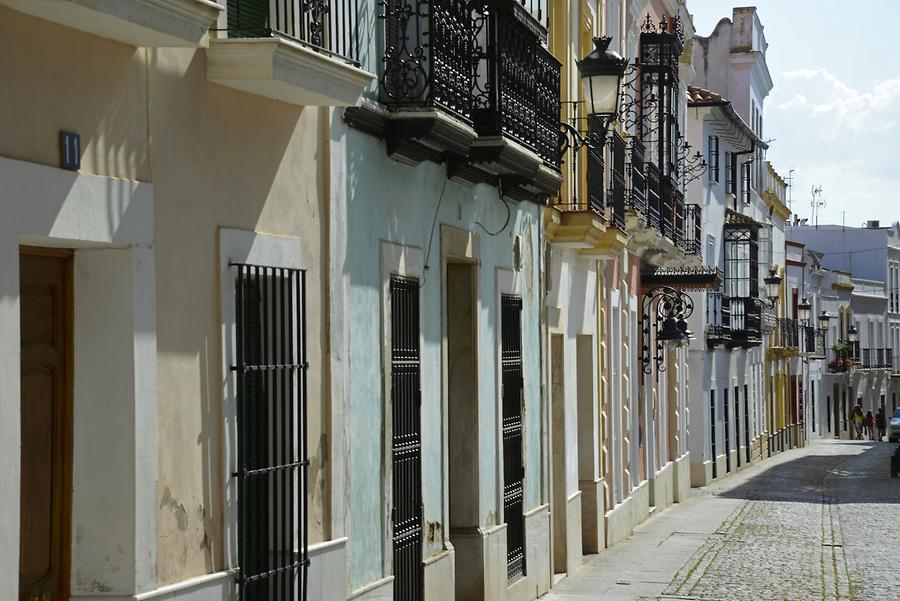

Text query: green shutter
(228, 0), (270, 37)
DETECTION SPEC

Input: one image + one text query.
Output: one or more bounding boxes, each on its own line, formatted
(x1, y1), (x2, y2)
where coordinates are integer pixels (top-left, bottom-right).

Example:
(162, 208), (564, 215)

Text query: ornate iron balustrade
(659, 177), (675, 240)
(472, 1), (561, 167)
(381, 0), (472, 120)
(223, 0), (360, 63)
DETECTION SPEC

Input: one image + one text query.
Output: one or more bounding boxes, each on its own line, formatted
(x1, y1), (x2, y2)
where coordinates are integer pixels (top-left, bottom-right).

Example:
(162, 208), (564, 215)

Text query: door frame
(19, 246), (74, 601)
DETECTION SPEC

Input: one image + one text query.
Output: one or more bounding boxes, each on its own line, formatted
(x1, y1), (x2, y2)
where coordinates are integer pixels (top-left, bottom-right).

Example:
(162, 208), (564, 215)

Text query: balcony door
(19, 249), (73, 601)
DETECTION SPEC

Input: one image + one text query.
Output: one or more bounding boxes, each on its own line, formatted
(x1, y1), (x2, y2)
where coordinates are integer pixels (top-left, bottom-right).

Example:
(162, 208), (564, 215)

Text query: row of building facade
(2, 1), (883, 601)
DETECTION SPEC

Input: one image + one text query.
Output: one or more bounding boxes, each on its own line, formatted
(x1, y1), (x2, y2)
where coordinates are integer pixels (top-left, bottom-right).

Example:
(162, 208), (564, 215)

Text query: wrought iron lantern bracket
(640, 286), (694, 384)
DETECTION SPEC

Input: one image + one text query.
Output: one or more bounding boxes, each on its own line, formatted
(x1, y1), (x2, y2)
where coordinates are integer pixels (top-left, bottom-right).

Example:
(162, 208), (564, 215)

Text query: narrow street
(543, 440), (900, 601)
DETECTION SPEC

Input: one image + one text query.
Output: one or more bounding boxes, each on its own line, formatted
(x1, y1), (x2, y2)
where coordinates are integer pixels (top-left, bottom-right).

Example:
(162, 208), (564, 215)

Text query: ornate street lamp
(641, 286), (694, 380)
(797, 298), (812, 325)
(576, 36), (628, 137)
(764, 267), (782, 304)
(848, 324), (859, 344)
(817, 310), (831, 330)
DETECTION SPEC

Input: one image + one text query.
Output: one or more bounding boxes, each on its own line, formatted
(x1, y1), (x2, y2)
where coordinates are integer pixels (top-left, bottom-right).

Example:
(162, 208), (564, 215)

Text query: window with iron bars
(708, 135), (720, 183)
(233, 264), (309, 601)
(501, 294), (526, 581)
(725, 151), (735, 195)
(741, 161), (752, 204)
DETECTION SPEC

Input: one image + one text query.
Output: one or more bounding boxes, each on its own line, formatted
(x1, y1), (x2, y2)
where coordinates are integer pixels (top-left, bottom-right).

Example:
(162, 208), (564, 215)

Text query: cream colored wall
(1, 6), (330, 588)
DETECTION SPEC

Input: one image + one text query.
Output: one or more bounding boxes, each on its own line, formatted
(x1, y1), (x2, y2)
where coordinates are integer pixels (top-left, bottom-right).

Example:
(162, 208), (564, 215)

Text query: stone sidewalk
(541, 439), (900, 601)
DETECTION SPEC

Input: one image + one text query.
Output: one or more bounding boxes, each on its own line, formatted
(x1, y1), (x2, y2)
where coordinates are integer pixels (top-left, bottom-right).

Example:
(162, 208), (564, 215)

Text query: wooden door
(19, 249), (72, 601)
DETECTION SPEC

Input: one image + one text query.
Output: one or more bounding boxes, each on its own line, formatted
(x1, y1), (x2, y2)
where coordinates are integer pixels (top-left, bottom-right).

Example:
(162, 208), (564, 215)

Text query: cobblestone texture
(664, 440), (900, 601)
(542, 440), (900, 601)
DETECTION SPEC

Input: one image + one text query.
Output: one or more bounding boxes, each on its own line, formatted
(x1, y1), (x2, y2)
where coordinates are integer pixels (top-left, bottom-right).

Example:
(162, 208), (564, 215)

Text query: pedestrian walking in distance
(852, 406), (865, 440)
(875, 407), (886, 442)
(865, 410), (875, 441)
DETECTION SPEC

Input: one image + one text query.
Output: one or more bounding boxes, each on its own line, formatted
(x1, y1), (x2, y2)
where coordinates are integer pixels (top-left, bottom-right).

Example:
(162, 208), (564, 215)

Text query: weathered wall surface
(0, 5), (331, 588)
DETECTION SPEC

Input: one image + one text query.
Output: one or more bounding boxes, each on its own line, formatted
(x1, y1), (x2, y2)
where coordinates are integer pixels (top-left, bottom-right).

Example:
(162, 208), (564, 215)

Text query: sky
(687, 0), (900, 228)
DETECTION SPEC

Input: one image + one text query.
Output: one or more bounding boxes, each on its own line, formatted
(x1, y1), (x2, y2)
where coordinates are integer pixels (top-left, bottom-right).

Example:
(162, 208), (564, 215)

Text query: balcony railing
(705, 291), (731, 347)
(859, 347), (892, 369)
(609, 132), (627, 229)
(224, 0), (360, 63)
(727, 297), (763, 347)
(773, 318), (799, 349)
(382, 0), (472, 119)
(827, 347), (854, 373)
(472, 1), (561, 167)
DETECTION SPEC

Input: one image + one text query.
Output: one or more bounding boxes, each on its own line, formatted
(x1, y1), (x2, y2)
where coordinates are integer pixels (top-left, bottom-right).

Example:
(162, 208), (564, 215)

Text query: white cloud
(772, 68), (900, 139)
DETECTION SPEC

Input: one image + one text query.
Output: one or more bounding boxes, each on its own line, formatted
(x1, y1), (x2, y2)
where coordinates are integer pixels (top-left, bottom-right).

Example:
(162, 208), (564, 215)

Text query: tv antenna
(811, 185), (825, 228)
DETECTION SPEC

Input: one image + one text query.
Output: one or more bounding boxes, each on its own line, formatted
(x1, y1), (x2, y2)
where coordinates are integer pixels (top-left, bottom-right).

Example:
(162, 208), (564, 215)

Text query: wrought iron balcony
(827, 346), (854, 373)
(208, 0), (373, 106)
(223, 0), (360, 63)
(381, 0), (472, 120)
(471, 0), (560, 167)
(773, 318), (800, 349)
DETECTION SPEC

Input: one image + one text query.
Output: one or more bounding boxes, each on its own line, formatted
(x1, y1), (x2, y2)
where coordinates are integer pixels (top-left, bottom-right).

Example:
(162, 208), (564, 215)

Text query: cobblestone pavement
(542, 439), (900, 601)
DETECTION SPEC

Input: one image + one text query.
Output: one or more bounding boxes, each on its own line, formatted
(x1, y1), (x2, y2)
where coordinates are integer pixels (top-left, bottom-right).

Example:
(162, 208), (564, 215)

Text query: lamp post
(576, 36), (628, 137)
(764, 267), (782, 305)
(797, 298), (811, 326)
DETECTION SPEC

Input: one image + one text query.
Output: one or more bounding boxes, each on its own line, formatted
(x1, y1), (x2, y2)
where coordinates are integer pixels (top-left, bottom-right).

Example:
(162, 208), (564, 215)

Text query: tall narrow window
(708, 135), (720, 183)
(501, 294), (526, 580)
(741, 161), (752, 204)
(389, 275), (424, 601)
(725, 152), (735, 195)
(710, 389), (717, 479)
(744, 384), (751, 464)
(723, 387), (731, 473)
(734, 386), (741, 467)
(234, 264), (309, 601)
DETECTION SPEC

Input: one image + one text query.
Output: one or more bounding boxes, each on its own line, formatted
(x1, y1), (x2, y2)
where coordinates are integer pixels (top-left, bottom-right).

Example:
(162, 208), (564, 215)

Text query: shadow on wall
(146, 46), (317, 584)
(714, 442), (900, 505)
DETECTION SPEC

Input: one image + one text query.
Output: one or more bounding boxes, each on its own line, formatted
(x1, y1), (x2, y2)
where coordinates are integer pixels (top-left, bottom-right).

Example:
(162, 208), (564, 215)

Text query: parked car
(888, 408), (900, 443)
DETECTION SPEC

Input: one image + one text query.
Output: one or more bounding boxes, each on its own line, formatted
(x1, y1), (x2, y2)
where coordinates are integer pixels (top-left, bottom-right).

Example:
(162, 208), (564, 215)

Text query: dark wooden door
(19, 249), (72, 601)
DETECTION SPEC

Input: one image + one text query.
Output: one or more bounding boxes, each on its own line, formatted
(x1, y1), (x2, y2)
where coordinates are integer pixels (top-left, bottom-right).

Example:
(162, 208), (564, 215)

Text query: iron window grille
(723, 387), (730, 473)
(223, 0), (361, 64)
(725, 152), (735, 196)
(744, 384), (751, 464)
(708, 135), (720, 183)
(724, 224), (761, 345)
(472, 1), (561, 168)
(501, 294), (526, 581)
(710, 389), (717, 479)
(232, 263), (310, 601)
(389, 275), (424, 601)
(734, 386), (741, 468)
(741, 161), (752, 204)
